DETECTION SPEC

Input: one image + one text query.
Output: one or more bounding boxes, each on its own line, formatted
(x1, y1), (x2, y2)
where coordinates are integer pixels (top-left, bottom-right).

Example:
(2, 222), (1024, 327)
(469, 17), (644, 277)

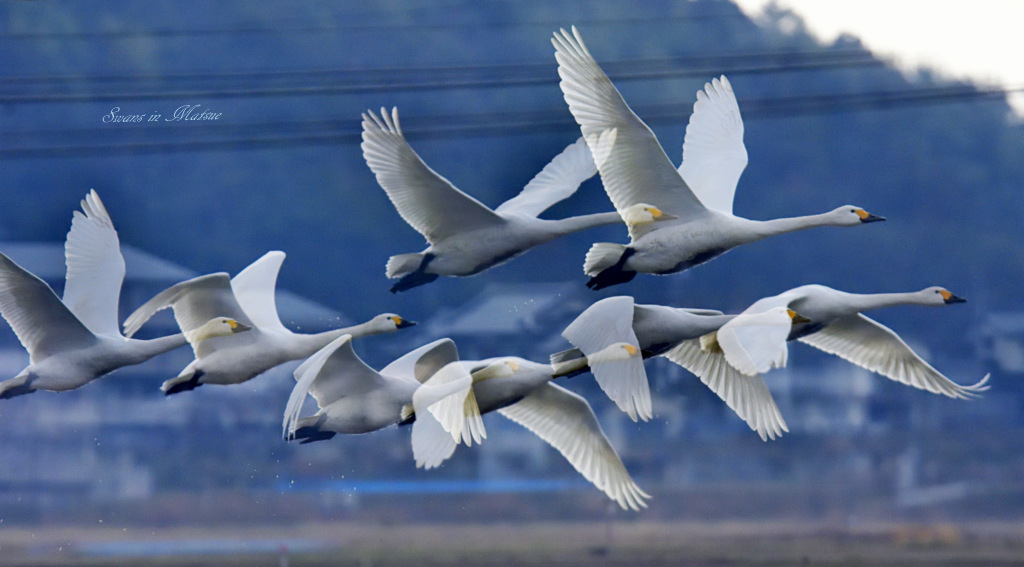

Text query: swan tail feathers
(550, 347), (584, 365)
(550, 347), (589, 378)
(583, 243), (626, 276)
(584, 244), (636, 290)
(386, 253), (426, 279)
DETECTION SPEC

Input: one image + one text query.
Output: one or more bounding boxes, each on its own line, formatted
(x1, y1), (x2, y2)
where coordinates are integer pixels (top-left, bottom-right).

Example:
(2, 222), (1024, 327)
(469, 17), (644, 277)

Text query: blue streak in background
(77, 538), (324, 557)
(277, 478), (579, 494)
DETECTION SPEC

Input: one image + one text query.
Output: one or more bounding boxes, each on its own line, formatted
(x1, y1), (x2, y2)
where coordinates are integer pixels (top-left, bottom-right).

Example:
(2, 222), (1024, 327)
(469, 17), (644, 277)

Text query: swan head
(921, 286), (967, 305)
(371, 313), (417, 332)
(831, 206), (886, 226)
(588, 341), (640, 365)
(187, 317), (252, 343)
(621, 203), (677, 227)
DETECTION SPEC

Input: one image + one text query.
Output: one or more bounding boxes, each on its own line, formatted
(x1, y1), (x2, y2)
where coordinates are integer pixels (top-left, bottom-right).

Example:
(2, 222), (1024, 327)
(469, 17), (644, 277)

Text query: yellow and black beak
(786, 309), (812, 324)
(940, 290), (967, 304)
(855, 209), (886, 224)
(393, 316), (417, 328)
(228, 320), (253, 333)
(649, 207), (678, 221)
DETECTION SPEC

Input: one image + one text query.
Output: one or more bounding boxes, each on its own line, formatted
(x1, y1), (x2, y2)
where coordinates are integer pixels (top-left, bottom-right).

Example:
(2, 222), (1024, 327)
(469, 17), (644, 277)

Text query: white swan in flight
(552, 27), (884, 290)
(0, 190), (249, 398)
(282, 335), (476, 444)
(412, 345), (650, 511)
(552, 296), (803, 440)
(731, 284), (990, 398)
(361, 107), (623, 292)
(123, 251), (415, 394)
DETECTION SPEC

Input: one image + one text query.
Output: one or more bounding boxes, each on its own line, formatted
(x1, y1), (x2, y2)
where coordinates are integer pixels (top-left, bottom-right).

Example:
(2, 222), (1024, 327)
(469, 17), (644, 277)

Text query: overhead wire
(0, 11), (752, 39)
(0, 84), (1015, 159)
(0, 8), (1013, 158)
(0, 50), (884, 103)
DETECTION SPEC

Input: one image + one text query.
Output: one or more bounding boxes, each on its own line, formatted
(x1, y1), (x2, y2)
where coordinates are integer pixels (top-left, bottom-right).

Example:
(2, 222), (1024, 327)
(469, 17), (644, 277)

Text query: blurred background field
(3, 518), (1024, 566)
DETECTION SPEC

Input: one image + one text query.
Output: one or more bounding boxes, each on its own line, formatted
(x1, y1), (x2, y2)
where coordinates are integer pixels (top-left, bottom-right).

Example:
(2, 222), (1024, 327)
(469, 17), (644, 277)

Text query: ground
(1, 520), (1022, 566)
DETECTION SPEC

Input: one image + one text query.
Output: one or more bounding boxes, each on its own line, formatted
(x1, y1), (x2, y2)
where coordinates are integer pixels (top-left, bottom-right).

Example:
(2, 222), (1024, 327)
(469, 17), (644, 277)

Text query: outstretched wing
(498, 382), (650, 511)
(495, 137), (598, 217)
(410, 406), (459, 470)
(715, 307), (793, 376)
(678, 76), (748, 215)
(62, 190), (126, 337)
(122, 272), (255, 358)
(0, 252), (96, 363)
(662, 339), (788, 441)
(561, 295), (650, 421)
(799, 314), (990, 399)
(411, 365), (476, 469)
(361, 107), (504, 244)
(421, 361), (486, 446)
(283, 334), (354, 439)
(553, 27), (706, 240)
(230, 251), (287, 333)
(380, 338), (460, 384)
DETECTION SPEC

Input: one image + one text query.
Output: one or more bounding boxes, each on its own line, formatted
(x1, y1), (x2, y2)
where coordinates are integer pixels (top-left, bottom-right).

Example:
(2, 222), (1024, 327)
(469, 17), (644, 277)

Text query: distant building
(0, 241), (351, 508)
(976, 311), (1024, 375)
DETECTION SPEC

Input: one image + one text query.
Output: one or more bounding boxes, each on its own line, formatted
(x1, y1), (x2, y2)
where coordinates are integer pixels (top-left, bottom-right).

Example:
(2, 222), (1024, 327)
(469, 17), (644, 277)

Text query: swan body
(123, 251), (415, 394)
(552, 27), (883, 289)
(554, 296), (798, 440)
(414, 346), (650, 511)
(361, 107), (622, 292)
(735, 284), (990, 399)
(0, 191), (244, 398)
(283, 335), (474, 443)
(413, 345), (647, 509)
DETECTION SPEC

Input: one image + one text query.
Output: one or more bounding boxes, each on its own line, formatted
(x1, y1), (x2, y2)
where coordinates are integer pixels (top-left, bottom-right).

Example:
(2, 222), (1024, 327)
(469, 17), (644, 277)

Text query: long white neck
(124, 333), (189, 364)
(299, 328), (349, 349)
(338, 320), (388, 339)
(746, 211), (847, 240)
(536, 212), (623, 238)
(844, 291), (934, 312)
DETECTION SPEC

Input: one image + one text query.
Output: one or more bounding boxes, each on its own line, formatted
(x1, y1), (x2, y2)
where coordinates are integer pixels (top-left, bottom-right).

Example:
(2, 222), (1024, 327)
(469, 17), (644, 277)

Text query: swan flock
(0, 26), (989, 512)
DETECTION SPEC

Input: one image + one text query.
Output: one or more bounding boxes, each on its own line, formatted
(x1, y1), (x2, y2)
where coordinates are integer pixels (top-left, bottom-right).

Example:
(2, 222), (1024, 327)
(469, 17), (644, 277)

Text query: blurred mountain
(2, 0), (1020, 338)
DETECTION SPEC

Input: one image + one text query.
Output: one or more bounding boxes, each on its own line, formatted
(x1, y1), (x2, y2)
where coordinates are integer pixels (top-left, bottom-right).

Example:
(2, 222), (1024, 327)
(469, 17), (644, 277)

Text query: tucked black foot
(0, 382), (34, 399)
(293, 426), (337, 444)
(586, 247), (636, 290)
(390, 271), (439, 293)
(586, 268), (637, 290)
(164, 371), (203, 396)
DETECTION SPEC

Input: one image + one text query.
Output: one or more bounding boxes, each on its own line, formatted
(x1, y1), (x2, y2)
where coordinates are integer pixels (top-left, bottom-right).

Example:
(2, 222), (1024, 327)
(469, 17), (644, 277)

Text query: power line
(0, 52), (885, 104)
(0, 48), (876, 85)
(0, 13), (751, 40)
(0, 84), (1014, 159)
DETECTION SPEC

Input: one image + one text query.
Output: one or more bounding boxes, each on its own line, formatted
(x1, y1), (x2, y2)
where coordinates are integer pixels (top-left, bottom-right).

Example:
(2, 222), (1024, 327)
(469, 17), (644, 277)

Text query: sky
(732, 0), (1024, 114)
